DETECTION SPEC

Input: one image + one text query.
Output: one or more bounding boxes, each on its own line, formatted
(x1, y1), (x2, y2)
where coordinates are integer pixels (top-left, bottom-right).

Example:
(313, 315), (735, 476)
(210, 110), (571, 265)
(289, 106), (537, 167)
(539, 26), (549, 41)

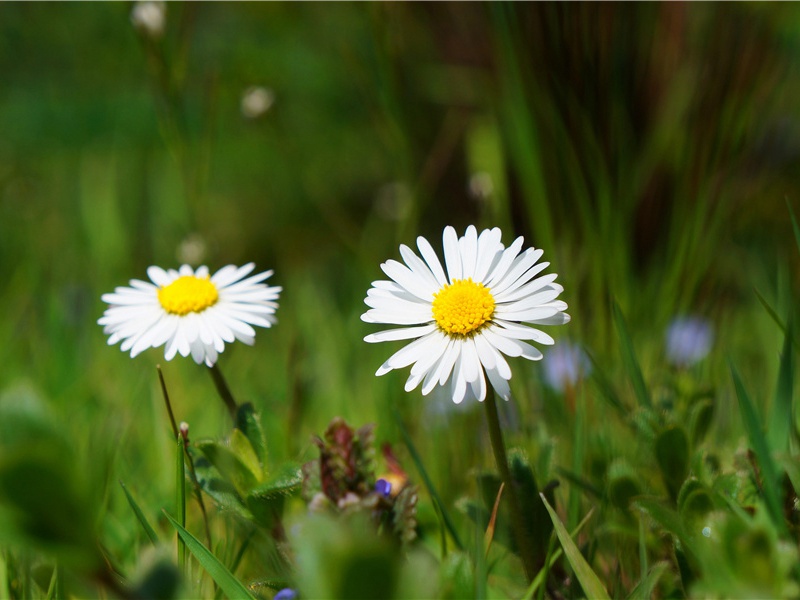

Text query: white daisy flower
(362, 226), (570, 404)
(99, 263), (281, 367)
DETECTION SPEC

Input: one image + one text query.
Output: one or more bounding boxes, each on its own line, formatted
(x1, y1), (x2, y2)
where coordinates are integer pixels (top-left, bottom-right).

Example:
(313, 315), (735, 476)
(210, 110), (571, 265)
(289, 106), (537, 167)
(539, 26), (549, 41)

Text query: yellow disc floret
(432, 278), (495, 336)
(158, 275), (219, 316)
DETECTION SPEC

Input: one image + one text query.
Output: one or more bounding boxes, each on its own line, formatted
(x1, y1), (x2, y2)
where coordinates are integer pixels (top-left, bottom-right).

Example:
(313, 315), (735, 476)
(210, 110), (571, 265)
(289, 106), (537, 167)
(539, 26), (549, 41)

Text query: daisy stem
(208, 363), (239, 421)
(484, 389), (537, 583)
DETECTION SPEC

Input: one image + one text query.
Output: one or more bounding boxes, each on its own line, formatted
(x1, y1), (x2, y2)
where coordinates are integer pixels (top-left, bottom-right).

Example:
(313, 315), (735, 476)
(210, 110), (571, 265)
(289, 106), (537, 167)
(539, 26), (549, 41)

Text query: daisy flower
(362, 226), (569, 404)
(99, 263), (281, 367)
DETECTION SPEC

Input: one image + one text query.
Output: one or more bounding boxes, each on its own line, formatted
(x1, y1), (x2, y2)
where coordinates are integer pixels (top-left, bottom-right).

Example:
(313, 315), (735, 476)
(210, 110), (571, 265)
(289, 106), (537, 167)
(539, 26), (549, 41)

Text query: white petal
(381, 260), (437, 301)
(365, 324), (436, 343)
(486, 367), (512, 401)
(451, 353), (468, 404)
(147, 266), (173, 287)
(485, 236), (524, 287)
(491, 320), (555, 345)
(494, 268), (554, 302)
(416, 235), (448, 286)
(443, 226), (462, 282)
(399, 245), (440, 291)
(474, 228), (503, 282)
(460, 338), (481, 383)
(492, 248), (544, 295)
(458, 226), (478, 280)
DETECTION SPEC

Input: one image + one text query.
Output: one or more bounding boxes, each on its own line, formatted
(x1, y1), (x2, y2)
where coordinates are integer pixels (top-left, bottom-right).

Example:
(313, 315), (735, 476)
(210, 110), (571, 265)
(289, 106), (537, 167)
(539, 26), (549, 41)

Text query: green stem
(208, 363), (238, 421)
(484, 389), (537, 582)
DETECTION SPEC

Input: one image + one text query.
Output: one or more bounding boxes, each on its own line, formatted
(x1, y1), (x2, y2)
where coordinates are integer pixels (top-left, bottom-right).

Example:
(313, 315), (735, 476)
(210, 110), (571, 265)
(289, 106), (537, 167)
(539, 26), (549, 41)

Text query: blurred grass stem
(208, 363), (238, 421)
(159, 366), (212, 549)
(484, 389), (536, 582)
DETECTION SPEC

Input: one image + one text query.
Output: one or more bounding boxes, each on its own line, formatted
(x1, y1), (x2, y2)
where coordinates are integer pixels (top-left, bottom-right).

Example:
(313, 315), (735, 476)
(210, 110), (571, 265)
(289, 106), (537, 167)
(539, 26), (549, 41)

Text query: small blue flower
(665, 316), (713, 367)
(375, 478), (392, 497)
(542, 342), (591, 392)
(274, 588), (298, 600)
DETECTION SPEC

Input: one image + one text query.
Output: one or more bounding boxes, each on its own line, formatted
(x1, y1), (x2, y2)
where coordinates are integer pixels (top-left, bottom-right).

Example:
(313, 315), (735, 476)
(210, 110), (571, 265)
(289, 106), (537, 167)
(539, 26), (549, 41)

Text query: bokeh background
(2, 2), (800, 596)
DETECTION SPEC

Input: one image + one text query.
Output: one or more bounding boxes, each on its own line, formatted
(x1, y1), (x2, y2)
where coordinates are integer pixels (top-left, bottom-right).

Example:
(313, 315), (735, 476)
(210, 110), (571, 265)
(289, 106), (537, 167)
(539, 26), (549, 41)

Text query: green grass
(2, 3), (800, 598)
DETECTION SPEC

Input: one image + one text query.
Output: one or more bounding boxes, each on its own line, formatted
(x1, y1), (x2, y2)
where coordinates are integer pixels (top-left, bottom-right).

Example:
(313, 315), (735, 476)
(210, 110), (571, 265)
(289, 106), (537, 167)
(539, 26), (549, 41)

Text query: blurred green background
(2, 2), (800, 597)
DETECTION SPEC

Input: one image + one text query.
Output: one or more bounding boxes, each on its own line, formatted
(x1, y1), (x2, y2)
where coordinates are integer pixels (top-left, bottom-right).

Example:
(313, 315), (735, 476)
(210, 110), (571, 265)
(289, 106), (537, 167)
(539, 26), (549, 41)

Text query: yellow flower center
(432, 278), (495, 336)
(158, 275), (219, 316)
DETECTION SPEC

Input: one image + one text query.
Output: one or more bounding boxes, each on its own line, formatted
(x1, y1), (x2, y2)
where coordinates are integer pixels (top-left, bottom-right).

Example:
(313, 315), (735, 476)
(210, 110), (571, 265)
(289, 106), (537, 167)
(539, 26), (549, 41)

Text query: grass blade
(769, 317), (794, 453)
(612, 302), (651, 408)
(787, 199), (800, 255)
(729, 361), (786, 535)
(540, 494), (609, 600)
(119, 481), (159, 545)
(393, 407), (464, 551)
(523, 508), (595, 600)
(627, 561), (669, 600)
(163, 510), (255, 600)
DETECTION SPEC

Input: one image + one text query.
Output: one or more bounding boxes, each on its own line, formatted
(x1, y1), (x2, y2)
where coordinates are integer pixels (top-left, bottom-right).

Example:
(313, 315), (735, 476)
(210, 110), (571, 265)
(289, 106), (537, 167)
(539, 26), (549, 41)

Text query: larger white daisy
(362, 226), (569, 404)
(99, 263), (281, 367)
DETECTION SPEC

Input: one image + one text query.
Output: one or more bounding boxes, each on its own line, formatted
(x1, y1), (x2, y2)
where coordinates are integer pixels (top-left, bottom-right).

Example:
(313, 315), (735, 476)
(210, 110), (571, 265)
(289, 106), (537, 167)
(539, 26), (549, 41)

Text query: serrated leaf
(249, 464), (302, 500)
(540, 494), (609, 600)
(612, 301), (651, 408)
(163, 511), (255, 600)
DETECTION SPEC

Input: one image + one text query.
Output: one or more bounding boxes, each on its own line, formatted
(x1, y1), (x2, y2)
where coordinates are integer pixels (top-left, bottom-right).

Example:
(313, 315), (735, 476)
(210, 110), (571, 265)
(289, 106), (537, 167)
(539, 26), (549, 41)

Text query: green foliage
(2, 3), (800, 598)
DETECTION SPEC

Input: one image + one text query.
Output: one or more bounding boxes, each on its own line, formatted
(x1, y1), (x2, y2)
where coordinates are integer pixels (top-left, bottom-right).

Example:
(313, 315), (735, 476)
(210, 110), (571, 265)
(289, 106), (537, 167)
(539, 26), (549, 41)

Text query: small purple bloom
(375, 478), (392, 497)
(542, 342), (591, 392)
(274, 588), (298, 600)
(665, 316), (713, 367)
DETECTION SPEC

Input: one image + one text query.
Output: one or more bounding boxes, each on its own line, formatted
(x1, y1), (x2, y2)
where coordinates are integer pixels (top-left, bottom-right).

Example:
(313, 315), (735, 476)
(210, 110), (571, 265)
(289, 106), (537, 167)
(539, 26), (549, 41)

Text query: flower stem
(208, 362), (238, 421)
(484, 388), (537, 582)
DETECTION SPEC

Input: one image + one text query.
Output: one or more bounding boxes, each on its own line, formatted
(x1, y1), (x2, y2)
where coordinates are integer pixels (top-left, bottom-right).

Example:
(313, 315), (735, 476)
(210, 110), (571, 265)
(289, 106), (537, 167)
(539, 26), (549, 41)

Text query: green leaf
(729, 361), (787, 536)
(163, 510), (255, 600)
(539, 494), (609, 600)
(235, 403), (268, 468)
(768, 319), (794, 453)
(230, 429), (263, 484)
(119, 481), (159, 545)
(635, 497), (697, 556)
(654, 426), (689, 500)
(612, 302), (651, 408)
(195, 439), (259, 496)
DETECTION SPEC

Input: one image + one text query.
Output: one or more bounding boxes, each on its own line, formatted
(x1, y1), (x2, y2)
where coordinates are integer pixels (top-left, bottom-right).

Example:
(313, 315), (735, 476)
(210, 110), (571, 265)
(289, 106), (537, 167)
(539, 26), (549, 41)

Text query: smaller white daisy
(99, 263), (281, 367)
(362, 226), (570, 404)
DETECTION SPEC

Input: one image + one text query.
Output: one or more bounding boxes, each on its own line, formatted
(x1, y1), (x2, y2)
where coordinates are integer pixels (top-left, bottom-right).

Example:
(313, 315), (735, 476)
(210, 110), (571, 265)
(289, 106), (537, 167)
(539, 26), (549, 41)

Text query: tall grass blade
(540, 494), (609, 600)
(393, 407), (464, 551)
(626, 561), (669, 600)
(522, 508), (595, 600)
(787, 199), (800, 255)
(163, 511), (255, 600)
(119, 481), (159, 545)
(612, 302), (651, 408)
(729, 361), (786, 535)
(769, 318), (794, 453)
(753, 288), (790, 338)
